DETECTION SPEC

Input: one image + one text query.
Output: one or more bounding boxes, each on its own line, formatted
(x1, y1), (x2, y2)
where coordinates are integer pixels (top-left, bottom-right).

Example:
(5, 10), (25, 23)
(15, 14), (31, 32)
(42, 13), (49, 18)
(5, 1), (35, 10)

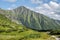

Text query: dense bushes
(19, 34), (41, 40)
(50, 29), (60, 35)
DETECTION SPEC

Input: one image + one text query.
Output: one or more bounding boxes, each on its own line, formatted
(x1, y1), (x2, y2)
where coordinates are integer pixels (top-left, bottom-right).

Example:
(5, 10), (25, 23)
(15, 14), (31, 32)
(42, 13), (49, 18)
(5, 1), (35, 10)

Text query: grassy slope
(0, 14), (56, 40)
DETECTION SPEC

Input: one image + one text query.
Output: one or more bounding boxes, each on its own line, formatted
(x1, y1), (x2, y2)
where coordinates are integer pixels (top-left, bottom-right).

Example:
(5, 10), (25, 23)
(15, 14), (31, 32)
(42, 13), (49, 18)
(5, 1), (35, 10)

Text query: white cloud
(31, 0), (43, 4)
(33, 1), (60, 20)
(49, 1), (59, 9)
(43, 3), (51, 10)
(3, 0), (17, 2)
(49, 12), (55, 14)
(7, 8), (11, 10)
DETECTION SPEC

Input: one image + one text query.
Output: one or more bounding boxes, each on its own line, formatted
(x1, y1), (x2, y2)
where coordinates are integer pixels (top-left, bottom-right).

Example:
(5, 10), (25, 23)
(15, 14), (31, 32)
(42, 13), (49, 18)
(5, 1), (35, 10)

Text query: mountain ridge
(0, 6), (60, 31)
(12, 6), (60, 30)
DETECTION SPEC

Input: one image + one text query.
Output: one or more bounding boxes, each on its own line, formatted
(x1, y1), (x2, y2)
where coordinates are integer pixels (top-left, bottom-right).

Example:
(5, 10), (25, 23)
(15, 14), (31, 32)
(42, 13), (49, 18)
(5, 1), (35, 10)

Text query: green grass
(0, 14), (56, 40)
(0, 32), (56, 40)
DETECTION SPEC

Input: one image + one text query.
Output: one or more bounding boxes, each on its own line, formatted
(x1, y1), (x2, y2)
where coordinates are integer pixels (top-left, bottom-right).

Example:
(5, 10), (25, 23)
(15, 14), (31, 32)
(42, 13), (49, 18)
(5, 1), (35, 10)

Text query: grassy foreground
(0, 14), (56, 40)
(0, 31), (56, 40)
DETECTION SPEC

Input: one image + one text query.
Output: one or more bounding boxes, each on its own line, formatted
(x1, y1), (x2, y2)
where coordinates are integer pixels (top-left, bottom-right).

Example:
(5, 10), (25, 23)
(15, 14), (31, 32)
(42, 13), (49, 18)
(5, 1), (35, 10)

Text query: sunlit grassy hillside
(0, 14), (56, 40)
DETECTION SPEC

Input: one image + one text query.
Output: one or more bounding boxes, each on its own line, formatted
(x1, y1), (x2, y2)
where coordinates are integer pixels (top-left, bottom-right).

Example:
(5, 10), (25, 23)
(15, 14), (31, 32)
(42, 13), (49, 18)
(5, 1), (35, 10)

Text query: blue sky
(0, 0), (60, 9)
(0, 0), (60, 20)
(0, 0), (39, 9)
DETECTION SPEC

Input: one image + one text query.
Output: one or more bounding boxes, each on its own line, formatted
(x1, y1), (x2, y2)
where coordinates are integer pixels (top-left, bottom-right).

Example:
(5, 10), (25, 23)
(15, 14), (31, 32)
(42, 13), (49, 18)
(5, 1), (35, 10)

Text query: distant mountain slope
(0, 6), (60, 31)
(0, 13), (27, 32)
(12, 6), (60, 30)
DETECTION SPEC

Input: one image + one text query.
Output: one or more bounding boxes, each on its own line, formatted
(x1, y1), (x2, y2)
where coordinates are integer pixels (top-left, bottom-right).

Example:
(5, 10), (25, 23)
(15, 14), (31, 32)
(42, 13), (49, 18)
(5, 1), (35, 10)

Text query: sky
(0, 0), (60, 20)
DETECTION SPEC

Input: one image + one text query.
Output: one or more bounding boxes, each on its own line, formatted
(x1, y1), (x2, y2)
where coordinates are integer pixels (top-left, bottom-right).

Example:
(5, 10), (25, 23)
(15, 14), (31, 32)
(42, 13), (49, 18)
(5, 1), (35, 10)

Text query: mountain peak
(14, 6), (27, 10)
